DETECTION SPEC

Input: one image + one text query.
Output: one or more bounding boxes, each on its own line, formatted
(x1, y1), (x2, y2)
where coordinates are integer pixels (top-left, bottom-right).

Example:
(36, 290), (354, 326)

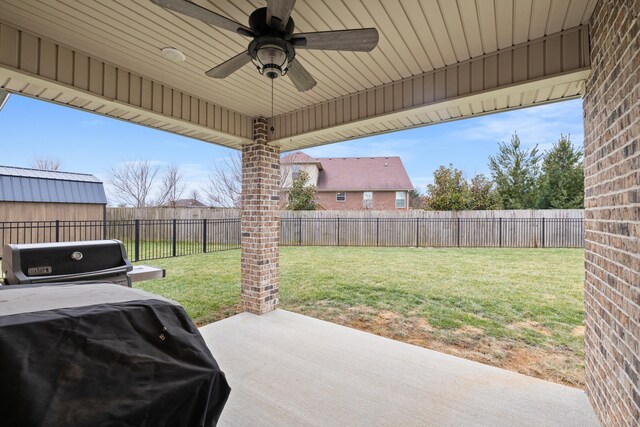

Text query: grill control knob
(71, 251), (84, 261)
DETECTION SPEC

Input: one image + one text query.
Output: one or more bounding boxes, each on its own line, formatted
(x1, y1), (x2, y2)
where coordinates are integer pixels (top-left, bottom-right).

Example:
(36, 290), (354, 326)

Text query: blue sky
(0, 94), (584, 203)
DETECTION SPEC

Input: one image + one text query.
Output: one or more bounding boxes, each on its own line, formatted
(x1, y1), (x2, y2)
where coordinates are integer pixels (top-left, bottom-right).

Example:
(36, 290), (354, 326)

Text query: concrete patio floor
(199, 310), (598, 427)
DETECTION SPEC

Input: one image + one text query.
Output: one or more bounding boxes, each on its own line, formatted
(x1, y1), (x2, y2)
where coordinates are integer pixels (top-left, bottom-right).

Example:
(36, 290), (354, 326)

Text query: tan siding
(0, 21), (252, 148)
(0, 0), (597, 119)
(0, 202), (103, 222)
(275, 27), (590, 150)
(0, 2), (598, 153)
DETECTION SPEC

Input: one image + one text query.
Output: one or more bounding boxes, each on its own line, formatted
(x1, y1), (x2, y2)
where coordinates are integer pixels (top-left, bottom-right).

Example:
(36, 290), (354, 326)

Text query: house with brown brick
(281, 152), (413, 210)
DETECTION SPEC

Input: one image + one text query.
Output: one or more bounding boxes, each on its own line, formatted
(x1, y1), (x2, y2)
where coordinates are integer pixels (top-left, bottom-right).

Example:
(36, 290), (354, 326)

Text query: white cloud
(444, 100), (584, 150)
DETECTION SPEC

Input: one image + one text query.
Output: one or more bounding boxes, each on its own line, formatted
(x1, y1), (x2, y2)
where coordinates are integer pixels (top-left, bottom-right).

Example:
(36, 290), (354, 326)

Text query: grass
(136, 246), (586, 388)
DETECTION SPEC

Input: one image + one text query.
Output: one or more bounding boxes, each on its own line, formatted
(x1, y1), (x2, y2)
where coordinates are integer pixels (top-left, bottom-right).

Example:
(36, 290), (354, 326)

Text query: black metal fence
(0, 217), (583, 262)
(0, 219), (241, 262)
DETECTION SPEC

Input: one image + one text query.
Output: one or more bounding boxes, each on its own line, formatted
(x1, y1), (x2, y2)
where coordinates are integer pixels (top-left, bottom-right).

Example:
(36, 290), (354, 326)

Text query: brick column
(240, 117), (280, 314)
(583, 0), (640, 425)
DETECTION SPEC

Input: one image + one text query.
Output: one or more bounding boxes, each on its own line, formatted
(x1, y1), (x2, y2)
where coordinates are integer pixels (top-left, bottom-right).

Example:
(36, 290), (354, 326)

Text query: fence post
(457, 217), (461, 247)
(499, 217), (502, 247)
(172, 219), (177, 257)
(102, 219), (107, 240)
(541, 217), (545, 248)
(298, 217), (302, 246)
(416, 217), (419, 248)
(134, 220), (140, 262)
(202, 219), (207, 253)
(55, 220), (60, 242)
(337, 218), (340, 246)
(376, 218), (380, 247)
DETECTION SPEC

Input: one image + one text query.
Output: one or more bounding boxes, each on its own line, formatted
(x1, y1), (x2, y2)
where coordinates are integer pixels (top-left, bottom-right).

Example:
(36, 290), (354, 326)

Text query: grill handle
(20, 266), (131, 284)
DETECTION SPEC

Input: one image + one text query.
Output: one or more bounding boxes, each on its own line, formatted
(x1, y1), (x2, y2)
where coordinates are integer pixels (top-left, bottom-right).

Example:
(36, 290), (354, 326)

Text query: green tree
(468, 173), (501, 210)
(424, 164), (469, 210)
(488, 133), (541, 209)
(537, 135), (584, 208)
(287, 170), (318, 210)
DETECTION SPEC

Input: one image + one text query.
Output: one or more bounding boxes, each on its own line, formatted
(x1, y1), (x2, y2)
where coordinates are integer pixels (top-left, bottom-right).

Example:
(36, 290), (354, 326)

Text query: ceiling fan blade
(287, 60), (316, 92)
(267, 0), (296, 31)
(151, 0), (253, 36)
(291, 28), (379, 52)
(205, 51), (252, 78)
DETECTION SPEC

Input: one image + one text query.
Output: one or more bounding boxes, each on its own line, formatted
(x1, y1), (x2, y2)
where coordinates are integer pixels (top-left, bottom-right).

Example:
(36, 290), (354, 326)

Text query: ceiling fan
(151, 0), (379, 92)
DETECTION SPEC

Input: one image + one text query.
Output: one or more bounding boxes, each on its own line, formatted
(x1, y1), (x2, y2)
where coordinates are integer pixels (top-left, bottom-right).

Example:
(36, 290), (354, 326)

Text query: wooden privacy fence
(279, 217), (584, 248)
(1, 211), (583, 263)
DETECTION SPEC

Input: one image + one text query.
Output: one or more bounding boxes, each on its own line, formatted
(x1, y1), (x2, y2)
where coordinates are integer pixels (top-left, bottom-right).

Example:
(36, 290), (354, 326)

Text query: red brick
(584, 1), (640, 424)
(240, 117), (280, 314)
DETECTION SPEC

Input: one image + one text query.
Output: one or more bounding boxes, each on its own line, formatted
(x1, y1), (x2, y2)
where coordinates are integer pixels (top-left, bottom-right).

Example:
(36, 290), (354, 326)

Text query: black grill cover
(0, 283), (230, 426)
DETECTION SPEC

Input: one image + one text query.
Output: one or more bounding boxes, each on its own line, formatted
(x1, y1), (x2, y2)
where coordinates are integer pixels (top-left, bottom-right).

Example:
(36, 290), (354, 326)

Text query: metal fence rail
(0, 219), (241, 262)
(0, 217), (583, 262)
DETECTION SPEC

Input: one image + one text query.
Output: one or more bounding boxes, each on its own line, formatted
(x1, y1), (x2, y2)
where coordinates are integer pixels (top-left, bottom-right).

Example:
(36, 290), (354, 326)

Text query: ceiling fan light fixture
(160, 47), (187, 63)
(253, 44), (289, 79)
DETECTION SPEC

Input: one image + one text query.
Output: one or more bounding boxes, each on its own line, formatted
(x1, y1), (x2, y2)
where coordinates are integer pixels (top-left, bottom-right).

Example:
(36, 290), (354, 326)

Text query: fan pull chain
(270, 78), (275, 133)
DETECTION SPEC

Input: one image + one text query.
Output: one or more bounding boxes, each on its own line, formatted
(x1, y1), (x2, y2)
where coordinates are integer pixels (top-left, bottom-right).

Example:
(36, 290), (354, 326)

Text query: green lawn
(136, 247), (585, 388)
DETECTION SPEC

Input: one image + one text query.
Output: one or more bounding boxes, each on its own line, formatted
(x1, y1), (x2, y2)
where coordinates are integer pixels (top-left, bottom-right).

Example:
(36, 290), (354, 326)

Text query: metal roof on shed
(0, 166), (107, 204)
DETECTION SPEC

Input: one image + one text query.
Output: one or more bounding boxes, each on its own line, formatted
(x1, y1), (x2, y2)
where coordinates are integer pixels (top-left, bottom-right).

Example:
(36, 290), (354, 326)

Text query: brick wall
(583, 0), (640, 425)
(240, 117), (280, 314)
(316, 191), (408, 211)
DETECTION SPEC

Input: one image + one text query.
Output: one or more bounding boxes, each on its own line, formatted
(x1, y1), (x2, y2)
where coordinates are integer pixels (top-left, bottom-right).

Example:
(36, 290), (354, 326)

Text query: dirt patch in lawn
(572, 325), (585, 337)
(508, 320), (551, 336)
(290, 304), (585, 389)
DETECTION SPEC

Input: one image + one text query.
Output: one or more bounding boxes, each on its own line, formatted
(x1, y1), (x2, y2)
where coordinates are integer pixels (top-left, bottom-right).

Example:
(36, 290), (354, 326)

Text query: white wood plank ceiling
(0, 0), (597, 120)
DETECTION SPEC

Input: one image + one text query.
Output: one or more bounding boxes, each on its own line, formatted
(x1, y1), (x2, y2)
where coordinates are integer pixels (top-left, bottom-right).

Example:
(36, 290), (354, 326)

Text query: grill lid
(2, 240), (132, 285)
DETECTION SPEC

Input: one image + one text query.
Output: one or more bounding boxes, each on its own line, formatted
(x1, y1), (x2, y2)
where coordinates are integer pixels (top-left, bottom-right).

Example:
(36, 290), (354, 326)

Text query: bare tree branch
(202, 152), (243, 208)
(155, 163), (186, 207)
(202, 151), (289, 208)
(107, 160), (159, 208)
(189, 189), (202, 203)
(32, 157), (61, 171)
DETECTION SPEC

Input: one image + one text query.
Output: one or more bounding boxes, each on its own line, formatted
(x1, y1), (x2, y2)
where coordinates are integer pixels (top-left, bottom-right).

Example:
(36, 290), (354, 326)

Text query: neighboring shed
(0, 166), (107, 222)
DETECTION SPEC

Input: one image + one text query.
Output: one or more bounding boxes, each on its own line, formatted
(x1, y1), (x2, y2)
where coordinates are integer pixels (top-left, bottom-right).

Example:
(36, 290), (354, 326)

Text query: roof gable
(0, 165), (107, 204)
(163, 199), (206, 208)
(315, 157), (413, 191)
(281, 152), (317, 163)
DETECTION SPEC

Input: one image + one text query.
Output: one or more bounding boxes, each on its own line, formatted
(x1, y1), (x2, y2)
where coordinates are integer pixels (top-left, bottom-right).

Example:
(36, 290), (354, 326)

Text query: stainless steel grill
(2, 240), (133, 286)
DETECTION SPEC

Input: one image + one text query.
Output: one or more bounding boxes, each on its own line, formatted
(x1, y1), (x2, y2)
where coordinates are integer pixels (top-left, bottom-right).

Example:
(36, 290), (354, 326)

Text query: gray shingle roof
(0, 165), (107, 204)
(282, 153), (413, 191)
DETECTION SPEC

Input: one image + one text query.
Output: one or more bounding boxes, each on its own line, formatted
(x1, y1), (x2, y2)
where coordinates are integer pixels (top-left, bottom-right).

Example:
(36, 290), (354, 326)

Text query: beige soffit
(0, 21), (253, 148)
(0, 1), (596, 150)
(272, 26), (590, 150)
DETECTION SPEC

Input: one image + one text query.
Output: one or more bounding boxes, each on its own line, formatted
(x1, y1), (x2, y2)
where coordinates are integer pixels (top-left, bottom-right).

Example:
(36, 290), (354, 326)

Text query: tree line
(30, 131), (583, 210)
(29, 156), (200, 208)
(416, 133), (584, 210)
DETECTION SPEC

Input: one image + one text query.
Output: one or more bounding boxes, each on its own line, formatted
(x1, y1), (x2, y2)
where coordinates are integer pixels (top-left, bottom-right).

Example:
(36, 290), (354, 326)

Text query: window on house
(395, 191), (406, 208)
(292, 165), (300, 180)
(363, 191), (373, 209)
(336, 192), (346, 202)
